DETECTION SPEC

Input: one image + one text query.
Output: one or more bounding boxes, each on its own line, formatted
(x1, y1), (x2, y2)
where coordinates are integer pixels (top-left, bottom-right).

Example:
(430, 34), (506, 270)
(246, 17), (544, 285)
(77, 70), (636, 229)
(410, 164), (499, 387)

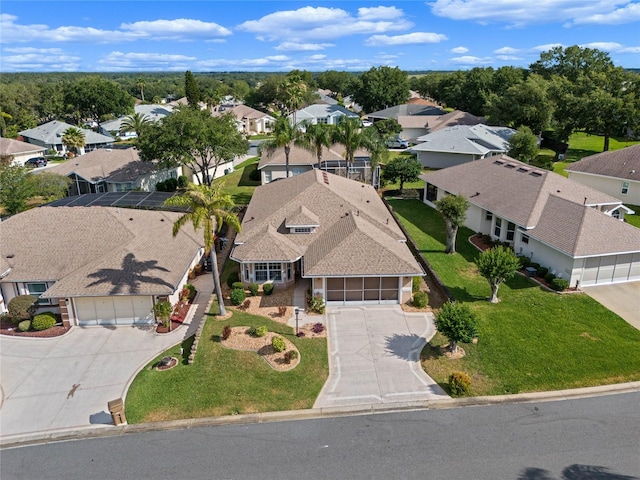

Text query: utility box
(525, 266), (537, 277)
(108, 398), (127, 426)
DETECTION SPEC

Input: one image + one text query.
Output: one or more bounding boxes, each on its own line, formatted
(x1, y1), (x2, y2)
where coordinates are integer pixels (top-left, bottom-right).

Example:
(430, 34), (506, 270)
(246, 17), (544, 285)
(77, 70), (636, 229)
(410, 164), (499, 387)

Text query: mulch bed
(221, 326), (300, 371)
(0, 317), (70, 338)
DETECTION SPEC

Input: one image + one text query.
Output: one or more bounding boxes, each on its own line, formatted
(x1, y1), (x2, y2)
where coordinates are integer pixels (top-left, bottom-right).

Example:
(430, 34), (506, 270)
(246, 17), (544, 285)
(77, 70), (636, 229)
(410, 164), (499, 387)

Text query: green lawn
(624, 205), (640, 228)
(388, 199), (640, 396)
(564, 132), (639, 162)
(215, 157), (260, 205)
(125, 310), (328, 423)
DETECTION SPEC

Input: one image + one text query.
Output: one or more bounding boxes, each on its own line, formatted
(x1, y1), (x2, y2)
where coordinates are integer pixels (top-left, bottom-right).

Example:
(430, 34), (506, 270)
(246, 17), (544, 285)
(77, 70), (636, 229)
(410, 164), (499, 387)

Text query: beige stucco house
(422, 156), (640, 287)
(565, 145), (640, 206)
(0, 207), (203, 326)
(0, 138), (46, 166)
(230, 170), (423, 306)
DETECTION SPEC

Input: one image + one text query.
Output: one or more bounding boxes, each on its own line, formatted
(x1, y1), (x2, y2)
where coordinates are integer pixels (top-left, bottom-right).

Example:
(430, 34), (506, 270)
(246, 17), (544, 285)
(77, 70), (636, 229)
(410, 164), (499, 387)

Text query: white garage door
(75, 296), (154, 326)
(580, 253), (640, 286)
(325, 277), (399, 306)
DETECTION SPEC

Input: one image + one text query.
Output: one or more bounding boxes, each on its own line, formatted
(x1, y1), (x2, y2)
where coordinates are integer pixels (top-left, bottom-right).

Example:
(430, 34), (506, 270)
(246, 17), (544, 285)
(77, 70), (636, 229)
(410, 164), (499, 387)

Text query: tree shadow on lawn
(237, 163), (260, 187)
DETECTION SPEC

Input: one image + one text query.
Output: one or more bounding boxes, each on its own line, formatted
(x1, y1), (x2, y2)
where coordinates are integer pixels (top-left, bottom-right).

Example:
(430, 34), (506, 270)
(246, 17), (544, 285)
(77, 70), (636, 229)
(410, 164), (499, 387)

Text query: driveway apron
(582, 281), (640, 331)
(314, 306), (448, 409)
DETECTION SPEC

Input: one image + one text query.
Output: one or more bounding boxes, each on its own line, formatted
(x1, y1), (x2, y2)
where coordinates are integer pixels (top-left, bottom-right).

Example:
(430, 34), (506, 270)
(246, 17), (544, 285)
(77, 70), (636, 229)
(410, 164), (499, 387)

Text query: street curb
(3, 381), (639, 449)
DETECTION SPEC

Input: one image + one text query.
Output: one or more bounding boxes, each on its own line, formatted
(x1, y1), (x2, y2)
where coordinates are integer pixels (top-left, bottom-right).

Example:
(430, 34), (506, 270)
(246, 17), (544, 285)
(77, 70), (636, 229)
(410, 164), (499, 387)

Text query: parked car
(25, 157), (47, 168)
(386, 136), (410, 149)
(361, 120), (373, 127)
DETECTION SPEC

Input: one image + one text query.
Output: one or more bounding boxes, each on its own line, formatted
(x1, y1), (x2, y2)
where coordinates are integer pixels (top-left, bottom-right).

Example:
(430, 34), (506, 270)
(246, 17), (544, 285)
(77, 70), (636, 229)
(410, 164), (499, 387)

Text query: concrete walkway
(313, 306), (448, 409)
(0, 274), (213, 443)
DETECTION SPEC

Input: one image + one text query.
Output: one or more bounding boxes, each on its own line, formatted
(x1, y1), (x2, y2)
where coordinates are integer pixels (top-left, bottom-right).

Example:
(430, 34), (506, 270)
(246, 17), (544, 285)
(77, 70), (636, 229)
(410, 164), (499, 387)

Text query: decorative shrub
(177, 175), (188, 189)
(537, 266), (549, 278)
(8, 295), (36, 324)
(256, 326), (268, 337)
(18, 320), (32, 332)
(308, 294), (325, 314)
(545, 273), (556, 284)
(529, 262), (540, 271)
(311, 322), (325, 334)
(222, 325), (232, 340)
(184, 284), (197, 299)
(247, 326), (257, 336)
(284, 350), (299, 364)
(32, 312), (57, 331)
(231, 282), (244, 291)
(226, 271), (240, 288)
(248, 283), (259, 296)
(551, 278), (569, 291)
(263, 283), (274, 296)
(412, 291), (429, 308)
(272, 336), (286, 353)
(412, 276), (421, 292)
(230, 288), (246, 306)
(296, 331), (306, 338)
(448, 371), (472, 397)
(517, 256), (531, 269)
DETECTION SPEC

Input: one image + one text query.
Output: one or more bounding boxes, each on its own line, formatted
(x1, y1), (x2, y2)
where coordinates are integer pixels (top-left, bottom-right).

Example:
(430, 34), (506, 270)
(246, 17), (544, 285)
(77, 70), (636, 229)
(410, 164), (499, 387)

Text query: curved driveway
(314, 306), (448, 409)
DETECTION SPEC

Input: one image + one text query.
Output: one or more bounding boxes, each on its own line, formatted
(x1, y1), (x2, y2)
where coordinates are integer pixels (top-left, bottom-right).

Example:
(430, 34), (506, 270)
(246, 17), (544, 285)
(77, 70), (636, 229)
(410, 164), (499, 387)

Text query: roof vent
(516, 167), (529, 173)
(530, 171), (543, 177)
(504, 164), (516, 169)
(493, 160), (505, 165)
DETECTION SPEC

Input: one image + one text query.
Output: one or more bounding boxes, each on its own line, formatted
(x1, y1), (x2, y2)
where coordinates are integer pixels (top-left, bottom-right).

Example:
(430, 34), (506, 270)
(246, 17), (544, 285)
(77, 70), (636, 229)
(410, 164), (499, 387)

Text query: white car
(361, 120), (373, 127)
(386, 136), (410, 149)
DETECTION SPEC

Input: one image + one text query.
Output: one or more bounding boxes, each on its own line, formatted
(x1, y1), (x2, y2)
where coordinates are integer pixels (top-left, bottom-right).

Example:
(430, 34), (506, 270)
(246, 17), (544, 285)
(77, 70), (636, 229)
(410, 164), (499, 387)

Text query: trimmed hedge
(412, 291), (429, 308)
(248, 283), (259, 296)
(537, 266), (549, 278)
(231, 282), (245, 290)
(8, 295), (36, 324)
(551, 278), (569, 291)
(230, 288), (246, 306)
(18, 320), (32, 332)
(412, 276), (421, 292)
(272, 336), (286, 353)
(226, 271), (240, 288)
(32, 312), (57, 331)
(263, 283), (274, 295)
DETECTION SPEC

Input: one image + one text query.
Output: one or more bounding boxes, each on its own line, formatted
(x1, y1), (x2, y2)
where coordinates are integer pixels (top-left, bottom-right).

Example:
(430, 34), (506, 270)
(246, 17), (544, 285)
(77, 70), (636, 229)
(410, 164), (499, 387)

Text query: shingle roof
(19, 120), (113, 146)
(531, 195), (640, 256)
(231, 170), (422, 276)
(0, 207), (202, 297)
(427, 110), (486, 133)
(421, 156), (640, 256)
(367, 104), (444, 119)
(47, 147), (158, 183)
(565, 144), (640, 182)
(294, 104), (359, 120)
(286, 205), (320, 227)
(412, 124), (515, 155)
(257, 144), (369, 169)
(0, 138), (45, 156)
(100, 104), (173, 132)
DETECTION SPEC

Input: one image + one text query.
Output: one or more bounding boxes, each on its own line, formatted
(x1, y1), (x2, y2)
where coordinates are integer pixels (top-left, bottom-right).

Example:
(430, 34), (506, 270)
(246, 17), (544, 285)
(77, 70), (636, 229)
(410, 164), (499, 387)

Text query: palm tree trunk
(210, 248), (226, 315)
(285, 145), (290, 177)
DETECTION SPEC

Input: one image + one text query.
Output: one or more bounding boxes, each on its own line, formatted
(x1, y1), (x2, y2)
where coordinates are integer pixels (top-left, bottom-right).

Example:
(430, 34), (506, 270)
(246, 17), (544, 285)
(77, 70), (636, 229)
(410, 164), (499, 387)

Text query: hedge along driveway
(388, 199), (640, 395)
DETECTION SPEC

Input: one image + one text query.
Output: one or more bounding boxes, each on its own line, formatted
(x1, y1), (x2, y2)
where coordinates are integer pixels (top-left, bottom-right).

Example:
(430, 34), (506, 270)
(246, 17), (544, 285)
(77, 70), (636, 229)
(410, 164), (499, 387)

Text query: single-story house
(230, 170), (423, 305)
(364, 104), (446, 142)
(422, 156), (640, 287)
(19, 120), (113, 156)
(412, 124), (516, 169)
(99, 104), (174, 139)
(0, 206), (204, 326)
(214, 105), (275, 135)
(258, 145), (380, 187)
(565, 144), (640, 206)
(46, 146), (182, 195)
(291, 104), (359, 127)
(0, 138), (46, 166)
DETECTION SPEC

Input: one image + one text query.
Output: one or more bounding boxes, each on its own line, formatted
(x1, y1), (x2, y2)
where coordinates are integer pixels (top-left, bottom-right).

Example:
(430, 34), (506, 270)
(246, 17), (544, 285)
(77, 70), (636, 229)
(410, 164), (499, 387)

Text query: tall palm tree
(120, 112), (151, 138)
(136, 77), (145, 102)
(332, 116), (365, 177)
(163, 183), (241, 316)
(260, 115), (299, 177)
(278, 74), (308, 127)
(296, 122), (333, 168)
(61, 127), (86, 156)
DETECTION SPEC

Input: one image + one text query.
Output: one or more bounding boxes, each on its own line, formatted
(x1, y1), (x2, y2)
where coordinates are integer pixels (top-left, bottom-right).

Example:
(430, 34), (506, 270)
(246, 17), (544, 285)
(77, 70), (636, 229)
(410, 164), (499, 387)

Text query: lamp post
(295, 307), (300, 336)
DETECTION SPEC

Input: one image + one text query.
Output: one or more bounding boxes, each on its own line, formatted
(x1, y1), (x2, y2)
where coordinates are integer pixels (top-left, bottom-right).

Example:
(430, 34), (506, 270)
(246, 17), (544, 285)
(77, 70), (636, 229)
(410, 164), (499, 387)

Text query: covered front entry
(579, 253), (640, 286)
(74, 296), (154, 326)
(325, 277), (399, 306)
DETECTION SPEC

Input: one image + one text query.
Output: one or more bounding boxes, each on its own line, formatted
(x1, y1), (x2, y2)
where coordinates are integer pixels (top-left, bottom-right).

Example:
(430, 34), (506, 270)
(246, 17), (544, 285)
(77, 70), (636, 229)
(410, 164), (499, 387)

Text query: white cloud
(430, 0), (640, 27)
(3, 46), (67, 54)
(274, 42), (335, 51)
(97, 51), (197, 71)
(237, 6), (412, 42)
(1, 51), (81, 71)
(496, 55), (521, 60)
(308, 54), (327, 60)
(450, 55), (494, 65)
(531, 43), (564, 52)
(450, 46), (469, 54)
(494, 46), (519, 54)
(365, 32), (447, 46)
(0, 14), (231, 44)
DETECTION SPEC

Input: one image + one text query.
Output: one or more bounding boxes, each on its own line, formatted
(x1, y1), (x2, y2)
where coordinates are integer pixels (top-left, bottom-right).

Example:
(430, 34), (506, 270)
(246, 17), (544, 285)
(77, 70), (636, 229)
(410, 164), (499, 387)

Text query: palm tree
(61, 127), (86, 156)
(120, 112), (151, 138)
(136, 77), (145, 102)
(260, 115), (299, 177)
(278, 74), (308, 127)
(331, 116), (366, 177)
(163, 183), (241, 316)
(296, 122), (333, 168)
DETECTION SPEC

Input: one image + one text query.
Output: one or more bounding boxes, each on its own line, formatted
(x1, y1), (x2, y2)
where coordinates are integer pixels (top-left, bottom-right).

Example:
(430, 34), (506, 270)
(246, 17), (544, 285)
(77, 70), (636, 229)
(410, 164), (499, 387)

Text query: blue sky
(1, 1), (639, 72)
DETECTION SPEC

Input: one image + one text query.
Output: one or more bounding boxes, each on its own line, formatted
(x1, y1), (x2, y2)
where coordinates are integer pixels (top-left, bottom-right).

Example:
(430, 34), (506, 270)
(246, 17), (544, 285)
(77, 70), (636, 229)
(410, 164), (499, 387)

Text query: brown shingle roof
(531, 195), (640, 256)
(231, 170), (422, 276)
(565, 144), (640, 182)
(47, 147), (157, 183)
(258, 144), (369, 169)
(0, 207), (202, 297)
(0, 138), (45, 156)
(422, 155), (621, 228)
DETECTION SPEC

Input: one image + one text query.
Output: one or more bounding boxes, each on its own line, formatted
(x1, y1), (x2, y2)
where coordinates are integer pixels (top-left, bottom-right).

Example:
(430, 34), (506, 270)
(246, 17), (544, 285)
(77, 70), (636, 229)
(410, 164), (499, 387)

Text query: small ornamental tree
(7, 294), (36, 323)
(434, 301), (478, 354)
(475, 246), (521, 303)
(382, 156), (423, 192)
(434, 194), (469, 254)
(508, 125), (539, 163)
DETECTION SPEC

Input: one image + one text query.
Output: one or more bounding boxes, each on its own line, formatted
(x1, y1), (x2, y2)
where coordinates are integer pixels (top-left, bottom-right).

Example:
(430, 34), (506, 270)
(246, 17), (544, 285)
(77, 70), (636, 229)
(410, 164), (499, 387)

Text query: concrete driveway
(582, 281), (640, 331)
(314, 306), (448, 409)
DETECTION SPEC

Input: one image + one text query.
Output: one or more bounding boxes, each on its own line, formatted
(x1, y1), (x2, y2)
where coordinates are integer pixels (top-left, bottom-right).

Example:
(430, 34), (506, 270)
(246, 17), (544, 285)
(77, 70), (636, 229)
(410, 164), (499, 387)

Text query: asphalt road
(2, 393), (639, 480)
